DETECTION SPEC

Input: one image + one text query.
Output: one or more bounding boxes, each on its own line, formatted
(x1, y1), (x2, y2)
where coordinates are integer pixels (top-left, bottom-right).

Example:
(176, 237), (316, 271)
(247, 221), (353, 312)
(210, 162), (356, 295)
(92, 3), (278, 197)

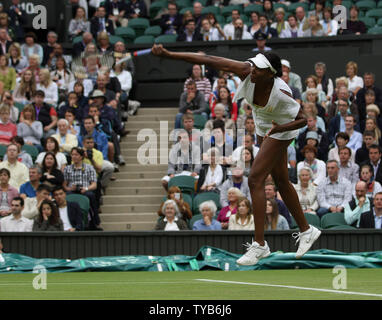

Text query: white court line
(0, 281), (193, 286)
(195, 279), (382, 298)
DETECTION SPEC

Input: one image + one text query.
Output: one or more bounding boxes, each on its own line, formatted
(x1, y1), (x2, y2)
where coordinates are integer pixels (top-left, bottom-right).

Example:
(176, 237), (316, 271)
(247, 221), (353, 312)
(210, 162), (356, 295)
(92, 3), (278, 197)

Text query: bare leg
(108, 142), (115, 162)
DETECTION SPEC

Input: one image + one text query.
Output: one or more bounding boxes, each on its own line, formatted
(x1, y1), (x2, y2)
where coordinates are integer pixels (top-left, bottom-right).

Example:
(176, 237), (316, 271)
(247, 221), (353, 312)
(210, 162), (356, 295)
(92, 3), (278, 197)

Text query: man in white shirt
(338, 146), (359, 185)
(0, 197), (32, 232)
(280, 15), (304, 38)
(231, 134), (259, 163)
(345, 115), (363, 151)
(0, 144), (29, 190)
(52, 119), (79, 154)
(223, 9), (240, 40)
(200, 18), (224, 41)
(232, 19), (253, 40)
(295, 6), (308, 33)
(22, 184), (51, 220)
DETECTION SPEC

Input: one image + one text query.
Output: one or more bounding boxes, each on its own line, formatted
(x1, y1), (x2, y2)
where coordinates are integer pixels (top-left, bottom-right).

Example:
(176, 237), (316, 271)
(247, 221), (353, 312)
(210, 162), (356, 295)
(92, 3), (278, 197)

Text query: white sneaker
(293, 225), (321, 259)
(236, 241), (271, 266)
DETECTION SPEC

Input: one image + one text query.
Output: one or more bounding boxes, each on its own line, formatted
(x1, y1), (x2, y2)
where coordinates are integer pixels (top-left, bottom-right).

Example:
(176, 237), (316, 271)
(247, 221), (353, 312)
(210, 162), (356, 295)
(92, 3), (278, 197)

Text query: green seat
(304, 213), (321, 229)
(154, 34), (178, 43)
(150, 0), (167, 19)
(355, 0), (376, 10)
(66, 194), (89, 228)
(14, 102), (25, 117)
(215, 14), (225, 24)
(115, 27), (136, 43)
(176, 0), (191, 10)
(0, 145), (6, 160)
(274, 3), (287, 11)
(190, 213), (203, 228)
(326, 225), (357, 230)
(179, 6), (193, 14)
(72, 36), (83, 44)
(366, 8), (382, 18)
(378, 1), (382, 8)
(290, 216), (298, 229)
(287, 2), (309, 13)
(195, 0), (207, 6)
(144, 25), (162, 37)
(128, 18), (150, 37)
(226, 14), (249, 23)
(367, 26), (382, 34)
(21, 145), (39, 162)
(244, 4), (264, 15)
(201, 6), (220, 16)
(168, 175), (196, 195)
(377, 17), (382, 25)
(179, 113), (206, 130)
(359, 16), (376, 28)
(221, 5), (242, 17)
(134, 35), (155, 44)
(341, 0), (354, 10)
(162, 193), (193, 211)
(108, 35), (125, 45)
(320, 212), (347, 229)
(193, 191), (221, 216)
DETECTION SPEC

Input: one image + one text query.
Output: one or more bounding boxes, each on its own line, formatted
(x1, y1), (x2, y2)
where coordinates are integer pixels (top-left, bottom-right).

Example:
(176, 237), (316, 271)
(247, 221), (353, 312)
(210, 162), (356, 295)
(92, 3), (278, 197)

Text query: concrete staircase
(100, 107), (178, 231)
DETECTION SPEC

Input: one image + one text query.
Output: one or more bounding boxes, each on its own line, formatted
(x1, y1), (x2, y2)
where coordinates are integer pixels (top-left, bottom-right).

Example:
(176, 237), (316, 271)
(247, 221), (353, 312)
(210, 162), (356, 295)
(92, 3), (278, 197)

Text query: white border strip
(195, 279), (382, 298)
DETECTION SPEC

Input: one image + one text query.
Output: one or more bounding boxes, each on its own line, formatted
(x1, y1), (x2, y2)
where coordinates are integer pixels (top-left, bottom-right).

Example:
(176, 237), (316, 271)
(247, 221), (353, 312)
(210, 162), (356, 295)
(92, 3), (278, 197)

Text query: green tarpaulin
(1, 246), (382, 273)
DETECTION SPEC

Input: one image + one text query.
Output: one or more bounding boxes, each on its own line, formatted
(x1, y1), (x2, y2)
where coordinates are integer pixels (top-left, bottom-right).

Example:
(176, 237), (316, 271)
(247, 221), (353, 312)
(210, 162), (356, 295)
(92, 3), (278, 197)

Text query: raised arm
(151, 44), (251, 81)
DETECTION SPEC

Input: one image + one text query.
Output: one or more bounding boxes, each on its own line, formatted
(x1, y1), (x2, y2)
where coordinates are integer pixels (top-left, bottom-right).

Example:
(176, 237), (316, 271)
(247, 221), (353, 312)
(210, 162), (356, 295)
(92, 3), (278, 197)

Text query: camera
(75, 185), (82, 193)
(86, 149), (93, 160)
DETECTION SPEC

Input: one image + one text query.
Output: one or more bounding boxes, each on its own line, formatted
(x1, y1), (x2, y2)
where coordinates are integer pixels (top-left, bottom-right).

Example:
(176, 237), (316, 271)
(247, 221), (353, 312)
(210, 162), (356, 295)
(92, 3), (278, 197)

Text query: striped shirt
(184, 77), (212, 102)
(63, 163), (97, 189)
(317, 176), (353, 209)
(339, 161), (359, 185)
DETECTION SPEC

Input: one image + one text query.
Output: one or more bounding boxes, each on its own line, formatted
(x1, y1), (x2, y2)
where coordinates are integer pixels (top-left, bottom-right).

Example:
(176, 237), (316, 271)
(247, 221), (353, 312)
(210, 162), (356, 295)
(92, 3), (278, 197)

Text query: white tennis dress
(234, 75), (301, 140)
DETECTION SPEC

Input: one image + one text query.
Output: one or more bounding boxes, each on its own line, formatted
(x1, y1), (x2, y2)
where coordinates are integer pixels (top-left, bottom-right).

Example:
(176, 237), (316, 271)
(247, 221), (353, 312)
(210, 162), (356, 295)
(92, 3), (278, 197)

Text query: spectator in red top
(210, 86), (238, 121)
(0, 104), (17, 145)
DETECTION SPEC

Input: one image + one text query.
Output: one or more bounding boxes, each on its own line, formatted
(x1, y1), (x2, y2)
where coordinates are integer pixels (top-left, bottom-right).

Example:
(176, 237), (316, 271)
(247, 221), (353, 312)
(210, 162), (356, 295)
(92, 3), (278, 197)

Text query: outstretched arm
(151, 44), (251, 81)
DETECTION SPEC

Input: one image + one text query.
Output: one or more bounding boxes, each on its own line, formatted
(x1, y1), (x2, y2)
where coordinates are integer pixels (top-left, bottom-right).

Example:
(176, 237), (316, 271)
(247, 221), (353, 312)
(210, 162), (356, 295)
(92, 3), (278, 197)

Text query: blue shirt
(374, 209), (382, 229)
(19, 181), (38, 198)
(78, 129), (109, 160)
(193, 219), (222, 230)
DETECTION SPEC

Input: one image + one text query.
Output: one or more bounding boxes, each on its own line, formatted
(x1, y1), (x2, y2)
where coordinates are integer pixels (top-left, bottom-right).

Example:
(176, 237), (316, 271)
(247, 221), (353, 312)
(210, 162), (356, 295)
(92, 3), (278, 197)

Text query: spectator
(355, 131), (377, 166)
(265, 182), (292, 226)
(206, 123), (233, 166)
(58, 94), (84, 131)
(160, 2), (182, 35)
(328, 132), (355, 164)
(205, 103), (236, 141)
(220, 167), (251, 207)
(19, 165), (41, 199)
(218, 187), (243, 229)
(69, 6), (90, 40)
(228, 197), (254, 230)
(0, 27), (12, 55)
(52, 185), (84, 231)
(193, 200), (221, 230)
(96, 32), (113, 56)
(35, 137), (67, 171)
(211, 72), (239, 97)
(46, 45), (72, 73)
(37, 69), (59, 107)
(301, 76), (328, 108)
(32, 199), (64, 231)
(231, 134), (259, 164)
(346, 61), (364, 96)
(183, 64), (212, 102)
(359, 192), (382, 229)
(52, 119), (79, 154)
(303, 15), (324, 37)
(344, 180), (371, 228)
(264, 198), (290, 230)
(359, 163), (382, 197)
(90, 6), (115, 38)
(200, 18), (224, 41)
(263, 0), (275, 23)
(223, 9), (240, 39)
(41, 31), (58, 67)
(356, 73), (382, 122)
(254, 15), (278, 39)
(126, 0), (147, 19)
(320, 7), (338, 36)
(344, 115), (362, 152)
(281, 59), (302, 93)
(162, 130), (201, 191)
(13, 69), (36, 106)
(176, 80), (208, 129)
(271, 8), (289, 36)
(293, 167), (318, 215)
(50, 57), (75, 101)
(244, 116), (256, 144)
(363, 116), (381, 145)
(21, 184), (51, 220)
(0, 168), (19, 218)
(210, 87), (238, 121)
(314, 62), (334, 102)
(252, 32), (272, 52)
(63, 147), (101, 230)
(192, 1), (204, 31)
(7, 0), (27, 42)
(197, 147), (225, 192)
(72, 32), (94, 58)
(301, 103), (325, 133)
(0, 104), (17, 145)
(247, 11), (261, 37)
(105, 0), (128, 29)
(338, 146), (359, 185)
(0, 197), (32, 231)
(237, 146), (255, 177)
(154, 200), (189, 230)
(20, 32), (43, 63)
(23, 54), (41, 84)
(295, 6), (309, 33)
(235, 99), (253, 130)
(1, 91), (19, 123)
(317, 160), (353, 218)
(0, 12), (14, 41)
(204, 13), (226, 41)
(297, 145), (326, 186)
(232, 19), (252, 40)
(40, 152), (64, 189)
(177, 19), (203, 42)
(3, 136), (33, 168)
(339, 5), (366, 35)
(8, 43), (29, 75)
(279, 15), (304, 38)
(309, 0), (324, 20)
(158, 186), (192, 222)
(17, 104), (43, 151)
(110, 58), (133, 116)
(0, 54), (16, 92)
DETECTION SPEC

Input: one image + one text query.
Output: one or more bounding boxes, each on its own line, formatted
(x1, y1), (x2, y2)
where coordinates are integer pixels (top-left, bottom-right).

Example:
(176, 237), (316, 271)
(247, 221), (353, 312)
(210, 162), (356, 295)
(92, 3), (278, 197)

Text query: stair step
(122, 148), (171, 157)
(109, 179), (162, 188)
(117, 164), (168, 171)
(101, 213), (157, 223)
(137, 108), (177, 115)
(112, 172), (164, 179)
(130, 115), (176, 121)
(101, 204), (161, 213)
(106, 187), (164, 195)
(100, 221), (157, 231)
(103, 195), (164, 205)
(122, 156), (170, 165)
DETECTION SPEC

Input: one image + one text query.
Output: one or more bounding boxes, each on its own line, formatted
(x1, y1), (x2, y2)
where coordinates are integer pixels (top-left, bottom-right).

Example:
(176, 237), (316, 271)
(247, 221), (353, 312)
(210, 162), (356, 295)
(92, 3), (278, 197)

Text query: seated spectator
(343, 115), (362, 152)
(64, 109), (81, 137)
(96, 32), (113, 56)
(68, 6), (91, 40)
(300, 103), (325, 133)
(37, 69), (58, 108)
(346, 61), (364, 96)
(20, 32), (43, 63)
(211, 71), (240, 95)
(237, 146), (255, 177)
(40, 152), (64, 189)
(1, 92), (19, 123)
(303, 15), (324, 37)
(197, 147), (225, 193)
(22, 54), (41, 84)
(19, 165), (41, 199)
(359, 192), (382, 229)
(297, 145), (326, 186)
(338, 5), (366, 36)
(254, 15), (278, 39)
(362, 145), (382, 185)
(72, 81), (90, 111)
(338, 146), (359, 185)
(183, 65), (212, 102)
(0, 104), (17, 145)
(203, 123), (233, 166)
(200, 17), (224, 41)
(317, 160), (353, 218)
(355, 131), (377, 166)
(314, 62), (334, 102)
(177, 19), (203, 42)
(0, 197), (32, 232)
(220, 167), (250, 207)
(72, 31), (94, 59)
(282, 71), (302, 104)
(50, 57), (74, 102)
(126, 0), (147, 19)
(193, 200), (221, 231)
(0, 54), (16, 92)
(344, 180), (371, 228)
(204, 13), (226, 41)
(210, 87), (238, 121)
(17, 104), (43, 151)
(356, 73), (382, 122)
(32, 199), (64, 231)
(309, 0), (324, 20)
(52, 185), (84, 231)
(265, 198), (290, 230)
(0, 143), (28, 189)
(36, 137), (67, 171)
(281, 59), (302, 93)
(271, 8), (289, 36)
(158, 186), (192, 222)
(243, 116), (256, 144)
(8, 43), (29, 74)
(90, 6), (115, 39)
(231, 134), (259, 164)
(328, 132), (354, 164)
(265, 182), (292, 226)
(293, 167), (318, 215)
(160, 2), (182, 35)
(46, 43), (72, 72)
(105, 0), (129, 29)
(223, 9), (240, 39)
(363, 116), (381, 145)
(279, 14), (303, 38)
(63, 147), (101, 230)
(231, 19), (252, 40)
(42, 31), (58, 67)
(154, 199), (189, 230)
(22, 184), (51, 220)
(3, 136), (33, 168)
(320, 7), (338, 36)
(52, 119), (79, 154)
(161, 130), (201, 191)
(359, 164), (382, 198)
(218, 187), (243, 229)
(247, 11), (261, 37)
(302, 76), (328, 107)
(58, 91), (85, 124)
(0, 168), (19, 218)
(228, 197), (254, 230)
(176, 80), (208, 129)
(205, 103), (236, 141)
(12, 69), (36, 106)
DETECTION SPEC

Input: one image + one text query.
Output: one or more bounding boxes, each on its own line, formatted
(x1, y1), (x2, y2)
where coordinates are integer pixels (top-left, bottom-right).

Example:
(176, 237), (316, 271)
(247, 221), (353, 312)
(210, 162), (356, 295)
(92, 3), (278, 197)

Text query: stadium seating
(356, 0), (376, 11)
(0, 145), (6, 161)
(304, 213), (321, 229)
(22, 145), (39, 162)
(115, 27), (136, 43)
(192, 191), (221, 215)
(66, 194), (90, 228)
(360, 17), (376, 28)
(162, 193), (193, 212)
(221, 5), (242, 17)
(168, 176), (196, 195)
(150, 0), (167, 19)
(366, 8), (382, 19)
(243, 4), (264, 15)
(367, 26), (382, 34)
(154, 34), (178, 43)
(108, 35), (125, 45)
(201, 6), (220, 16)
(128, 18), (150, 37)
(176, 0), (192, 10)
(134, 35), (155, 44)
(189, 213), (218, 228)
(179, 6), (193, 14)
(144, 25), (162, 37)
(320, 212), (347, 229)
(326, 225), (357, 230)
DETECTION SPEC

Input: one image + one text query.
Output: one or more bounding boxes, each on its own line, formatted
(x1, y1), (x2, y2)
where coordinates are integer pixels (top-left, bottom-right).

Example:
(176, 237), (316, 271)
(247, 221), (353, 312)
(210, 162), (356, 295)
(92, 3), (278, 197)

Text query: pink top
(217, 205), (238, 223)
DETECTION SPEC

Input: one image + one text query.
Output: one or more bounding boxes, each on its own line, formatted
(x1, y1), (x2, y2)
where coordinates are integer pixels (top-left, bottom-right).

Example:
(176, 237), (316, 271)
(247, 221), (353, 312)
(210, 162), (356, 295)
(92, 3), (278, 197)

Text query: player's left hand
(264, 121), (281, 139)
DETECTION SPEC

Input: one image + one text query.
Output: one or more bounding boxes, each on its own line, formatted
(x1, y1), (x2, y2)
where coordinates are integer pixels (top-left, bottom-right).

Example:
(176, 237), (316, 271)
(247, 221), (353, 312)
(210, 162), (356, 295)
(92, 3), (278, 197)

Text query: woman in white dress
(346, 61), (364, 95)
(151, 45), (321, 265)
